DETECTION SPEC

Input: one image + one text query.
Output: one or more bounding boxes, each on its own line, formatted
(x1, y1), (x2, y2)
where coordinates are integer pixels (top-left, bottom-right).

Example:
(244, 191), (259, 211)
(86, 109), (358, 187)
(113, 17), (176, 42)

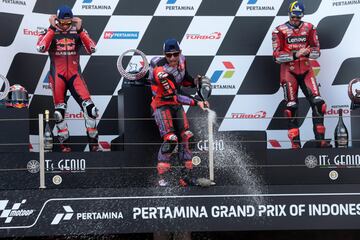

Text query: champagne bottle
(44, 110), (53, 152)
(334, 108), (349, 148)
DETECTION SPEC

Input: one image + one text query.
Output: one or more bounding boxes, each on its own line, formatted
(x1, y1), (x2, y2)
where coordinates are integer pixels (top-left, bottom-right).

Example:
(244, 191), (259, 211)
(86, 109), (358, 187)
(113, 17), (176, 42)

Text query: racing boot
(87, 130), (102, 152)
(60, 143), (71, 153)
(59, 140), (71, 152)
(157, 162), (171, 187)
(288, 128), (301, 149)
(314, 125), (332, 148)
(58, 132), (71, 152)
(179, 161), (211, 187)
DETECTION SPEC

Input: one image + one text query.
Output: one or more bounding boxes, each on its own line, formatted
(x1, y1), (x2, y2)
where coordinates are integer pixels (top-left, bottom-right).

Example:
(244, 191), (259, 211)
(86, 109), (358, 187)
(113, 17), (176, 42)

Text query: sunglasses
(58, 19), (72, 25)
(290, 13), (303, 19)
(165, 52), (180, 58)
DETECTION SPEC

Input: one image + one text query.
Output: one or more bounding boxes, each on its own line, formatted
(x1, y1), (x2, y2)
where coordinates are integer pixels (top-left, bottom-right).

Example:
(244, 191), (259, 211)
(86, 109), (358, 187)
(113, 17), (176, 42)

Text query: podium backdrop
(0, 0), (359, 150)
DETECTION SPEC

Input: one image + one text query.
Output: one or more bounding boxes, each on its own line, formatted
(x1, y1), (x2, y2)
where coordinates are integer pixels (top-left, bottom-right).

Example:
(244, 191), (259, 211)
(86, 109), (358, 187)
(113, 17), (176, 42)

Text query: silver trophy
(0, 74), (10, 101)
(348, 78), (360, 110)
(117, 49), (149, 81)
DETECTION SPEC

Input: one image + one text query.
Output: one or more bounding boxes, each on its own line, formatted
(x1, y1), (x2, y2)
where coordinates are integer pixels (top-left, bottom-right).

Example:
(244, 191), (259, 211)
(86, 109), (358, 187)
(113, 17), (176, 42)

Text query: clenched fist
(296, 48), (310, 58)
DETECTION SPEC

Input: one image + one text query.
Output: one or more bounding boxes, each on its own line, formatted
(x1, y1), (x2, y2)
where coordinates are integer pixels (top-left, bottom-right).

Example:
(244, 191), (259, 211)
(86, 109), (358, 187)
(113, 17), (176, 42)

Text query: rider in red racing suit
(36, 5), (100, 152)
(149, 38), (208, 186)
(272, 1), (330, 148)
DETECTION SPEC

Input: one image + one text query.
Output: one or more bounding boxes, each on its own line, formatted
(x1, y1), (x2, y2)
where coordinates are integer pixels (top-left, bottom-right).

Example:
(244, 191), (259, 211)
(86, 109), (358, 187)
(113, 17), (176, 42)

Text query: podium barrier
(0, 88), (360, 236)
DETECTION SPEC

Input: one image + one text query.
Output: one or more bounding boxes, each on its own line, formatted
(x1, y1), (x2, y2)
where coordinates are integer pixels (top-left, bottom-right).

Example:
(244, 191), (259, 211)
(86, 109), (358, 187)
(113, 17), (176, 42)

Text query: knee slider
(161, 133), (178, 154)
(312, 96), (326, 114)
(54, 103), (67, 123)
(181, 130), (195, 150)
(181, 130), (194, 141)
(82, 100), (99, 119)
(284, 101), (298, 118)
(157, 162), (171, 175)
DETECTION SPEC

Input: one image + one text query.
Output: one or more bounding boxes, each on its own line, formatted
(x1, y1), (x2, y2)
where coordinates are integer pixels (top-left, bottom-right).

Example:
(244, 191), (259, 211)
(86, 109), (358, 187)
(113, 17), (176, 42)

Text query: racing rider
(36, 5), (100, 152)
(272, 1), (331, 148)
(149, 38), (208, 186)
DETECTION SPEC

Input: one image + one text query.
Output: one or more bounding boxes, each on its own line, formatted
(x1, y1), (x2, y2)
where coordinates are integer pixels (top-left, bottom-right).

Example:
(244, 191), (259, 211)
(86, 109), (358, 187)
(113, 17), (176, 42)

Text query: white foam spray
(205, 108), (267, 206)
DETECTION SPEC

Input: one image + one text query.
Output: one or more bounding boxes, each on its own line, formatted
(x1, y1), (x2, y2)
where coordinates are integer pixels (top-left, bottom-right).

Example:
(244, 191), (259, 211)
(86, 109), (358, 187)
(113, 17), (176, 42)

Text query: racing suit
(36, 25), (99, 151)
(149, 55), (199, 186)
(272, 21), (327, 148)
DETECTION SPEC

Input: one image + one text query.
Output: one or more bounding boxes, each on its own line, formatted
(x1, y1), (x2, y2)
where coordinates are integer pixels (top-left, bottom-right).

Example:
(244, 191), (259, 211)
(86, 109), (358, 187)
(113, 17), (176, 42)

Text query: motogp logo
(0, 199), (34, 224)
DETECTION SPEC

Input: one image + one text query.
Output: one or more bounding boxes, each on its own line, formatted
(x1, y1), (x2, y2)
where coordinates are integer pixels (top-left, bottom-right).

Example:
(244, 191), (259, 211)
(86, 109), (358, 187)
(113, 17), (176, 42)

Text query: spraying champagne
(196, 76), (212, 107)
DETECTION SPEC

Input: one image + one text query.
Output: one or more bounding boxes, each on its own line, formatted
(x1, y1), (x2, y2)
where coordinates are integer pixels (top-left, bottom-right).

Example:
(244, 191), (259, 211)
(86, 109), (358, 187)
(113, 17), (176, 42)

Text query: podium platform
(1, 183), (360, 237)
(0, 108), (29, 152)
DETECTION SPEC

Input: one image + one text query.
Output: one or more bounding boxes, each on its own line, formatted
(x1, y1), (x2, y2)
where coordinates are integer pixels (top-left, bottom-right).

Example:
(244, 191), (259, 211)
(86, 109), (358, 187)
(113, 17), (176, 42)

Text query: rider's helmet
(288, 1), (305, 18)
(5, 84), (29, 108)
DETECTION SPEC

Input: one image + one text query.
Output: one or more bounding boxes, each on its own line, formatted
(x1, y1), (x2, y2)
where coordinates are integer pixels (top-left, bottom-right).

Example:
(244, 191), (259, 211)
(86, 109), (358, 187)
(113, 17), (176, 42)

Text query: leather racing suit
(36, 25), (99, 151)
(149, 55), (199, 185)
(272, 21), (327, 148)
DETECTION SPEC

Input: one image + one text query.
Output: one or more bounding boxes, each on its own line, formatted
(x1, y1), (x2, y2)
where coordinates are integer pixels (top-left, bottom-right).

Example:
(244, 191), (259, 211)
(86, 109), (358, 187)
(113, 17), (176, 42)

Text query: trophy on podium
(347, 78), (360, 147)
(348, 78), (360, 110)
(0, 74), (10, 107)
(117, 49), (149, 82)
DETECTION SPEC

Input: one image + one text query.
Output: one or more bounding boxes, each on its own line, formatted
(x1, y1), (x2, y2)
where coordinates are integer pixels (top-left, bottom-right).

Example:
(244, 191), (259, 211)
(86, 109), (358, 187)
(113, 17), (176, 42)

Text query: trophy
(0, 74), (10, 101)
(117, 49), (149, 81)
(348, 78), (360, 110)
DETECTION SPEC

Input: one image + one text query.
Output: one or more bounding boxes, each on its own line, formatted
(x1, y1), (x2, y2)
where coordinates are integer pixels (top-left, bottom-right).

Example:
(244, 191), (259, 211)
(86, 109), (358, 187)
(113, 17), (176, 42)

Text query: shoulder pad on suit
(150, 57), (162, 67)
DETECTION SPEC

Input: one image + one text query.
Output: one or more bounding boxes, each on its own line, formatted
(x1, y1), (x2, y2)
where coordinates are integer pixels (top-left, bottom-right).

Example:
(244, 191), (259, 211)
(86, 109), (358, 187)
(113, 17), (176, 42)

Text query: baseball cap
(57, 5), (73, 20)
(163, 38), (181, 53)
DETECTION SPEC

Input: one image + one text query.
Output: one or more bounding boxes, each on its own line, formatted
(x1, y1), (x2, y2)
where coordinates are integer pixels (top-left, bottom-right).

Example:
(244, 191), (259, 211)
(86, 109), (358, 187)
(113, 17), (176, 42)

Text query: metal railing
(0, 112), (356, 190)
